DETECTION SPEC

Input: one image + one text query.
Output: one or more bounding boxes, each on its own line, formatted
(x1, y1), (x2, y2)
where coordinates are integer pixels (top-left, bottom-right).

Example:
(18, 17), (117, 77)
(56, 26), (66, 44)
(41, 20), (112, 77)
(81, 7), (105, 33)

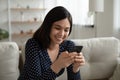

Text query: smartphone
(71, 46), (83, 53)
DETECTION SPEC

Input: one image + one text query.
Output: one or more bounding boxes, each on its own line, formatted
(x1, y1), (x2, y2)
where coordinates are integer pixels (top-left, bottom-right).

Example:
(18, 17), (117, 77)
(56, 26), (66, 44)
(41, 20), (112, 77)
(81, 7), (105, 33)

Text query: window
(45, 0), (94, 26)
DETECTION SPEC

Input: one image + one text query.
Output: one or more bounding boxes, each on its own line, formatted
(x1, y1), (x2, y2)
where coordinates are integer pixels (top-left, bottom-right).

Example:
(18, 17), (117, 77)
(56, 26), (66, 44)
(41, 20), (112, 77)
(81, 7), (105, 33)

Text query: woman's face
(50, 18), (70, 45)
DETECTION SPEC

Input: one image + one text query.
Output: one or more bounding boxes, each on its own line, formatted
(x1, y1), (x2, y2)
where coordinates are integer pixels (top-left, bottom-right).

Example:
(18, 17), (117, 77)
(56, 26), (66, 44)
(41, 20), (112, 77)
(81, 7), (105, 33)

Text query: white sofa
(0, 37), (120, 80)
(0, 42), (19, 80)
(56, 37), (120, 80)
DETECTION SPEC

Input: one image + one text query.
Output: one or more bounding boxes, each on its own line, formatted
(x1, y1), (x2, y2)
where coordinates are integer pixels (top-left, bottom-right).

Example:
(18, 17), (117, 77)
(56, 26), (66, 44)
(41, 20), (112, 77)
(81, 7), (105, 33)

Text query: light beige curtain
(114, 0), (120, 39)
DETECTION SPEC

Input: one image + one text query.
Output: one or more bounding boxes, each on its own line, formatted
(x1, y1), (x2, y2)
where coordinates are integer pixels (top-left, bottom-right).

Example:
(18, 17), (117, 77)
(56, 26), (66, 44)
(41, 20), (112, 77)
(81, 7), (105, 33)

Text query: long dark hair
(33, 6), (73, 49)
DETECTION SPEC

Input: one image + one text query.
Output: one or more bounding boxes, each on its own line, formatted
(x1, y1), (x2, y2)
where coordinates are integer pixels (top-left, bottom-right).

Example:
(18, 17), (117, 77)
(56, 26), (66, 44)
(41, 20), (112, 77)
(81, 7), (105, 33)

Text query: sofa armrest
(110, 58), (120, 80)
(0, 42), (20, 80)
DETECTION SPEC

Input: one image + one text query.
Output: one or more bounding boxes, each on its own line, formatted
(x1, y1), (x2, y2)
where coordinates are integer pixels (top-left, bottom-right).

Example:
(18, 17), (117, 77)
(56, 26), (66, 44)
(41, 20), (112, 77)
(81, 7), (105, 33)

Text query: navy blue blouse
(18, 38), (81, 80)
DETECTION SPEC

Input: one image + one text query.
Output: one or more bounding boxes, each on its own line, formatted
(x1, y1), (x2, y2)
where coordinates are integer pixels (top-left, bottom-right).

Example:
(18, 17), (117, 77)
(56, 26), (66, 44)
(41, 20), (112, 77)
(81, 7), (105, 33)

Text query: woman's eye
(65, 29), (69, 32)
(55, 27), (60, 30)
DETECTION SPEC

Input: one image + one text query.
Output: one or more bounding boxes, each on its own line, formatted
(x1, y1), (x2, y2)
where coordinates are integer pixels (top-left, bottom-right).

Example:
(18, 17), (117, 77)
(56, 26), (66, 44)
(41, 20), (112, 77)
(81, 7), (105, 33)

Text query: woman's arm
(67, 65), (81, 80)
(65, 40), (81, 80)
(19, 38), (57, 80)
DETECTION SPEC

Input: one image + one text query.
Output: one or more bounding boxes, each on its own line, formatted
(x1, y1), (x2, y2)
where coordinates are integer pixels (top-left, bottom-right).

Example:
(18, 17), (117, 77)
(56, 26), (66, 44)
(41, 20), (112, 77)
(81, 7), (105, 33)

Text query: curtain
(114, 0), (120, 31)
(114, 0), (120, 39)
(45, 0), (93, 25)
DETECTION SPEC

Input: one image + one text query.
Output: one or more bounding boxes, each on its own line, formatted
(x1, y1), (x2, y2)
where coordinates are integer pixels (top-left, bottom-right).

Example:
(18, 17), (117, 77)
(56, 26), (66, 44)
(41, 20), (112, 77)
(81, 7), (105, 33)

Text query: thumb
(62, 51), (69, 57)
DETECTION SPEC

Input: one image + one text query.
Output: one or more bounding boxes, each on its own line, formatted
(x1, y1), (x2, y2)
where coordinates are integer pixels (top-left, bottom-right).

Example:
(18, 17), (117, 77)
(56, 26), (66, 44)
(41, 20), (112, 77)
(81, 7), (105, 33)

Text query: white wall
(97, 0), (113, 37)
(68, 26), (95, 39)
(0, 0), (8, 30)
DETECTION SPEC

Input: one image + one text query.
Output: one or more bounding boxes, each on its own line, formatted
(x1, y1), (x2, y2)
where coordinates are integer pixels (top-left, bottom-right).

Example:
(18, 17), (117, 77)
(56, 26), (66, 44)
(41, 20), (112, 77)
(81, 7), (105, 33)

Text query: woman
(18, 6), (85, 80)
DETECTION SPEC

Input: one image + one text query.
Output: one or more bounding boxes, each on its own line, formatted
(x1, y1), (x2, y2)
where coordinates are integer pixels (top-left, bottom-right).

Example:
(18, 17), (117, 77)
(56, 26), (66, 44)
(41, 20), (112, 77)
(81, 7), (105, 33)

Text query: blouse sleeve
(65, 40), (81, 80)
(19, 38), (57, 80)
(67, 65), (81, 80)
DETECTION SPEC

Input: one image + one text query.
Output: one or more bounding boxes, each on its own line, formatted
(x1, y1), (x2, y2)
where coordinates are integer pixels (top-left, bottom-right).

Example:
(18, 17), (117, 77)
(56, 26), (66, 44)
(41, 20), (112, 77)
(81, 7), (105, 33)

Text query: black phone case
(71, 46), (83, 53)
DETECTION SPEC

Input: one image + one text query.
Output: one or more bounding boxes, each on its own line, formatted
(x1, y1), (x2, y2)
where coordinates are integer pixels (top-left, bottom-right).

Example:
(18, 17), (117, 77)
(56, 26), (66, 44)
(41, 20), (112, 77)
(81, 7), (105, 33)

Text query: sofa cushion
(71, 37), (120, 80)
(0, 42), (19, 80)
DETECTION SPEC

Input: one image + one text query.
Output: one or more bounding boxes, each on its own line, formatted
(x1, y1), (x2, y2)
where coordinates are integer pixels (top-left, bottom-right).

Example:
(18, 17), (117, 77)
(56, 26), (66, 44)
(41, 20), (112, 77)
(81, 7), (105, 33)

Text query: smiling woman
(50, 18), (70, 45)
(18, 6), (85, 80)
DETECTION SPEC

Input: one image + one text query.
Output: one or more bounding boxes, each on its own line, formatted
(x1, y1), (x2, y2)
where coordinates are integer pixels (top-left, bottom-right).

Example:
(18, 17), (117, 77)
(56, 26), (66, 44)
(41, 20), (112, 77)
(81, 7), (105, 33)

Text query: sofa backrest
(57, 37), (120, 80)
(73, 37), (120, 80)
(0, 42), (19, 80)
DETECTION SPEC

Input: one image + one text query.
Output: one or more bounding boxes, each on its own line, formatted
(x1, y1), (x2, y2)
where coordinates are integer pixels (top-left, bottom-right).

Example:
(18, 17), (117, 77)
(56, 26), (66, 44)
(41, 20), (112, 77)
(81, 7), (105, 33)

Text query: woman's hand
(51, 51), (75, 73)
(72, 52), (85, 73)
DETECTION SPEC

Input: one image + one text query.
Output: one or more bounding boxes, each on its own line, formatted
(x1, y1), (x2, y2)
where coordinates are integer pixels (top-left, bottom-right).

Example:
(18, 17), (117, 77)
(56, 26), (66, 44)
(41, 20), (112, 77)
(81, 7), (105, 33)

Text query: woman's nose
(59, 30), (64, 36)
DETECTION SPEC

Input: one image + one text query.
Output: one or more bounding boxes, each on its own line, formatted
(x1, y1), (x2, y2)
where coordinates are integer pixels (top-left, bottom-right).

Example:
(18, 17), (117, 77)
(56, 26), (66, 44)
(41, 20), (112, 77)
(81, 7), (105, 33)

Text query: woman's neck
(48, 44), (59, 50)
(47, 44), (59, 62)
